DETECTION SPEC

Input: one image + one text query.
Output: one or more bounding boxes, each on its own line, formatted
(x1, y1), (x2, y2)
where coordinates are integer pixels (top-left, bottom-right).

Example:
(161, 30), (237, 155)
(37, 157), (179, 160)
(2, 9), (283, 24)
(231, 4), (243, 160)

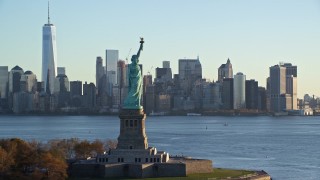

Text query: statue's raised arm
(137, 37), (144, 59)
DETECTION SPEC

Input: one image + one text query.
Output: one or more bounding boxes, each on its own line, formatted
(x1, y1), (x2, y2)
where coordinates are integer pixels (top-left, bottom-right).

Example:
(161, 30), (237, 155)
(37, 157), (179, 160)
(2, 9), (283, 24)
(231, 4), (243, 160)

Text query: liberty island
(70, 39), (214, 178)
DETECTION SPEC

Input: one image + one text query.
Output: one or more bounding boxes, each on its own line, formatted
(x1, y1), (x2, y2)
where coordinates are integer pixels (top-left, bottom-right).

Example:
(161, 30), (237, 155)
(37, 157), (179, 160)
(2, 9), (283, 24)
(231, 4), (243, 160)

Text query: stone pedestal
(117, 109), (148, 150)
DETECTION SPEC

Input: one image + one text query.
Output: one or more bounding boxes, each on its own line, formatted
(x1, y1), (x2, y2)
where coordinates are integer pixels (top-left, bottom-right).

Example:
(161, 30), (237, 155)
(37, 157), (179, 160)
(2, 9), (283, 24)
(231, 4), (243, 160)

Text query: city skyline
(1, 1), (320, 97)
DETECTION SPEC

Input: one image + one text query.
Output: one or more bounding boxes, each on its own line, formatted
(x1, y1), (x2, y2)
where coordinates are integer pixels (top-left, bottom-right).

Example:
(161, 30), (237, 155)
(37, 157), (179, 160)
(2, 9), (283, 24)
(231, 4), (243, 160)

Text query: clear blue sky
(1, 0), (320, 98)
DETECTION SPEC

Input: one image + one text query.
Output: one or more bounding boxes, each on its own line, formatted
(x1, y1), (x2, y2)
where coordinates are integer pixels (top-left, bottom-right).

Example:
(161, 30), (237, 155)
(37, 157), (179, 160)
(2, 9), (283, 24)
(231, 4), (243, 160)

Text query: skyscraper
(178, 58), (202, 96)
(222, 78), (233, 110)
(269, 64), (286, 112)
(96, 56), (105, 92)
(57, 67), (65, 76)
(283, 63), (297, 110)
(245, 79), (258, 109)
(42, 2), (57, 94)
(70, 81), (82, 97)
(163, 61), (170, 69)
(9, 66), (24, 93)
(233, 72), (246, 109)
(218, 58), (233, 82)
(106, 50), (119, 96)
(0, 66), (8, 99)
(22, 71), (37, 93)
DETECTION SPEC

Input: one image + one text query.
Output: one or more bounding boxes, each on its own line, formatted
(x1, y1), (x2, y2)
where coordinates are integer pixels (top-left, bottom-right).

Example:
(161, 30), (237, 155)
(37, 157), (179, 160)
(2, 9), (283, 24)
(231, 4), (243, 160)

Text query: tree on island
(0, 138), (118, 179)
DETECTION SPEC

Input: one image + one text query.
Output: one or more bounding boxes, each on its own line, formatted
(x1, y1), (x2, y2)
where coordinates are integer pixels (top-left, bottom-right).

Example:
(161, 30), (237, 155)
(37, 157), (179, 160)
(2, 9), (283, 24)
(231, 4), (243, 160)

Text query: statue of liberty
(123, 38), (144, 109)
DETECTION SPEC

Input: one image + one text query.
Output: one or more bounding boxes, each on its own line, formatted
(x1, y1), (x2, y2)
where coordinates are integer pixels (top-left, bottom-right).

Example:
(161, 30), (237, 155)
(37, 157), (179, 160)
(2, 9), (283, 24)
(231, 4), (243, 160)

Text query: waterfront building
(83, 82), (96, 108)
(143, 74), (153, 112)
(212, 82), (222, 109)
(178, 58), (202, 97)
(163, 61), (170, 68)
(96, 56), (105, 94)
(155, 93), (171, 112)
(286, 75), (297, 110)
(0, 66), (8, 99)
(145, 84), (155, 114)
(69, 81), (82, 108)
(106, 49), (119, 96)
(218, 58), (233, 82)
(284, 63), (297, 110)
(117, 60), (126, 106)
(233, 72), (246, 109)
(70, 81), (82, 97)
(258, 87), (267, 111)
(57, 67), (65, 76)
(280, 93), (292, 110)
(222, 78), (233, 110)
(178, 58), (202, 80)
(155, 67), (172, 83)
(54, 70), (69, 94)
(269, 63), (297, 112)
(22, 71), (37, 93)
(245, 79), (258, 109)
(266, 77), (271, 112)
(269, 65), (286, 112)
(42, 3), (57, 94)
(202, 81), (215, 110)
(111, 84), (120, 112)
(9, 66), (24, 93)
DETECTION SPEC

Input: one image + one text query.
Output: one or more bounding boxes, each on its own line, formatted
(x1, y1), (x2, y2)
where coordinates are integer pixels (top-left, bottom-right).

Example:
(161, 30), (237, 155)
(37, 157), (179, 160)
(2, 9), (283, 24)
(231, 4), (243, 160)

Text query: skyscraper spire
(48, 1), (50, 24)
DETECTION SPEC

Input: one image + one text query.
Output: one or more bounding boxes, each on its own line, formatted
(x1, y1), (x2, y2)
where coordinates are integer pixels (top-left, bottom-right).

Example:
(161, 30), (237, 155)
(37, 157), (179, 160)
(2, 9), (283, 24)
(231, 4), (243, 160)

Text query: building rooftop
(11, 65), (23, 71)
(24, 71), (33, 75)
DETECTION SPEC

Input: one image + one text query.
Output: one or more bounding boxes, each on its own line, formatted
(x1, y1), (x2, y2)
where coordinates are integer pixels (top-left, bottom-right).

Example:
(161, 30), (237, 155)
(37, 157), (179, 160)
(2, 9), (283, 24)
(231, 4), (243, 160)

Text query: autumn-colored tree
(74, 140), (91, 158)
(0, 138), (68, 179)
(38, 152), (68, 179)
(90, 139), (104, 157)
(47, 138), (79, 159)
(0, 147), (14, 176)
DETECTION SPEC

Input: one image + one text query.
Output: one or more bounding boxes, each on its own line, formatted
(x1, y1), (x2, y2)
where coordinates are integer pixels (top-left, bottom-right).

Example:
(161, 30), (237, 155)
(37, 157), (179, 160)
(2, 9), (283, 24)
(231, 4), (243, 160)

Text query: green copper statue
(123, 38), (144, 109)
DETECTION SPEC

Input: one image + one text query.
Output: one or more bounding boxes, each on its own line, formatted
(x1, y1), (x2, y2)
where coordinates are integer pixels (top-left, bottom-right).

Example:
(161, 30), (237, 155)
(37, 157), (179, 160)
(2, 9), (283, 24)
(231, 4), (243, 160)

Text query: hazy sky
(0, 0), (319, 98)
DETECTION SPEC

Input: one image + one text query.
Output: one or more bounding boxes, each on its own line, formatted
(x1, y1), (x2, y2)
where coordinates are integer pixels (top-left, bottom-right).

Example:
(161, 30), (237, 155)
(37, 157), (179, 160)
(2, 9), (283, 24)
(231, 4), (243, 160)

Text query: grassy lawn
(118, 168), (254, 180)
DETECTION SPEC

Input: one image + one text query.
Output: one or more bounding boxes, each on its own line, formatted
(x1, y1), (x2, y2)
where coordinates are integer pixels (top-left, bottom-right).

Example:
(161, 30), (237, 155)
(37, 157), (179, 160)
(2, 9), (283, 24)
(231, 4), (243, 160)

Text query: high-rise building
(178, 58), (202, 80)
(283, 63), (297, 77)
(218, 58), (233, 82)
(283, 63), (297, 110)
(117, 60), (126, 106)
(178, 58), (202, 96)
(70, 81), (82, 108)
(57, 67), (65, 75)
(269, 63), (297, 112)
(258, 87), (267, 111)
(233, 72), (246, 109)
(106, 50), (119, 94)
(0, 66), (8, 99)
(83, 82), (96, 108)
(42, 3), (57, 94)
(54, 74), (69, 93)
(96, 57), (105, 92)
(9, 65), (24, 93)
(155, 68), (172, 83)
(163, 61), (170, 68)
(245, 79), (258, 109)
(70, 81), (82, 97)
(222, 78), (233, 110)
(286, 75), (297, 110)
(22, 71), (37, 93)
(143, 75), (153, 111)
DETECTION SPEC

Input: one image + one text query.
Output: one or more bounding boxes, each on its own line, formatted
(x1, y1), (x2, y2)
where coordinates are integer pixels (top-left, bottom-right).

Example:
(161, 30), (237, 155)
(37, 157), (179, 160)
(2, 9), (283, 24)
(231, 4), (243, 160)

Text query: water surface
(0, 115), (319, 180)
